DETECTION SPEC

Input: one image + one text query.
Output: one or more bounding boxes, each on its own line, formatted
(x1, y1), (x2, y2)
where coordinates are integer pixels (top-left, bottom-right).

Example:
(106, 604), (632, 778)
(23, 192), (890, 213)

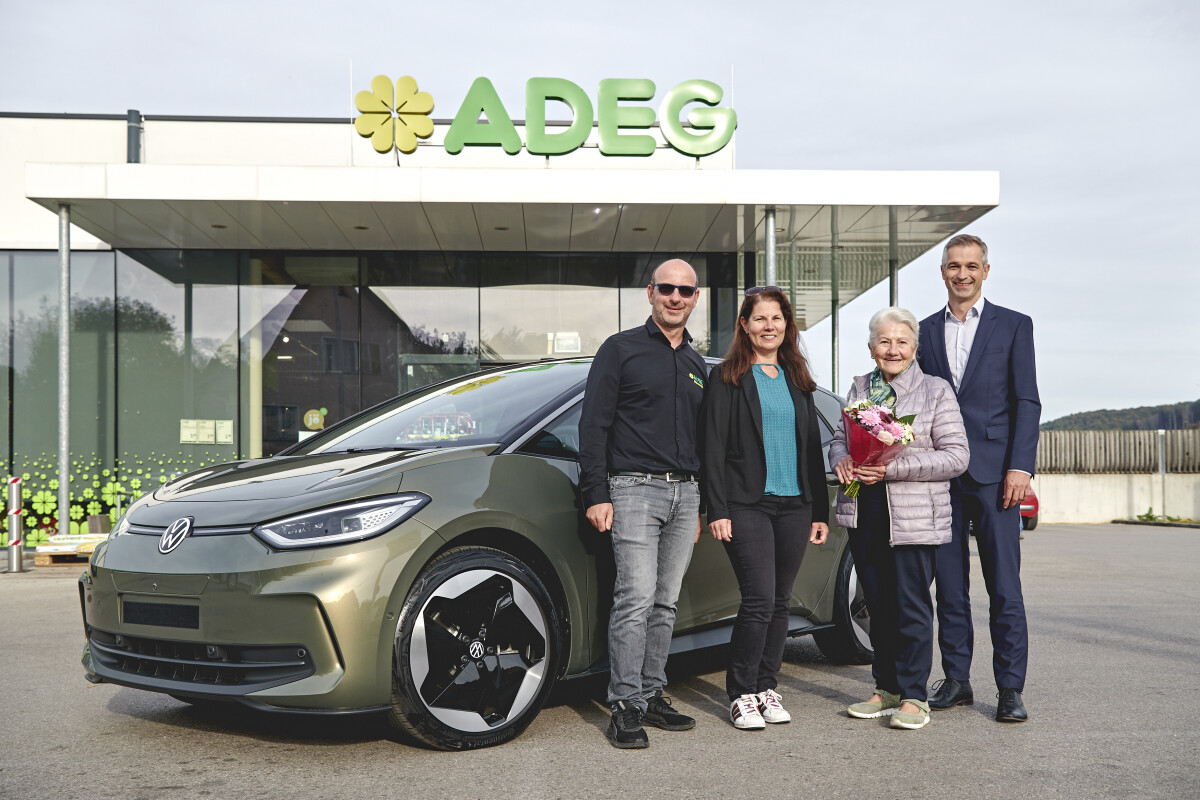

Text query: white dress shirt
(943, 296), (985, 392)
(943, 297), (1030, 479)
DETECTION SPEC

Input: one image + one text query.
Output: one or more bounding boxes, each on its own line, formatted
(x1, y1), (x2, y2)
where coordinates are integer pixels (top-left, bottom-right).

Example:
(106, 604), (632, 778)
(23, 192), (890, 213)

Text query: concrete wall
(1032, 474), (1200, 523)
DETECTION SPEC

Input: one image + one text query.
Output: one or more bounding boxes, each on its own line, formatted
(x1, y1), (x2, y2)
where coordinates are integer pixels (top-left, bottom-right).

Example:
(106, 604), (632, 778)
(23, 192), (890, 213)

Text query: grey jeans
(606, 475), (699, 711)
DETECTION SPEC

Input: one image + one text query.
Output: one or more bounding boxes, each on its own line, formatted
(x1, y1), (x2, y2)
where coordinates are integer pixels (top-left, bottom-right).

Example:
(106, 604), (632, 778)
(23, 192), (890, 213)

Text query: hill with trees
(1042, 399), (1200, 431)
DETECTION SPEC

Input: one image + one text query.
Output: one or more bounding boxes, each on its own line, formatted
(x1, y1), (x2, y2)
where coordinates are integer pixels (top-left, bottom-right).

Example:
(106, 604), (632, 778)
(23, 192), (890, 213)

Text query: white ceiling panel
(372, 203), (441, 250)
(697, 205), (739, 252)
(475, 203), (527, 251)
(268, 202), (351, 249)
(569, 204), (620, 252)
(423, 203), (483, 251)
(218, 200), (309, 250)
(523, 204), (572, 252)
(658, 204), (722, 253)
(114, 200), (220, 248)
(324, 202), (396, 250)
(163, 199), (266, 249)
(612, 204), (671, 251)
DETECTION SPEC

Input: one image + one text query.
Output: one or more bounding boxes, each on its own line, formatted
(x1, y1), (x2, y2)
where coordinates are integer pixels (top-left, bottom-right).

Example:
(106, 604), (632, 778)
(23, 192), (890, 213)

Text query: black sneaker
(643, 691), (696, 731)
(606, 701), (649, 749)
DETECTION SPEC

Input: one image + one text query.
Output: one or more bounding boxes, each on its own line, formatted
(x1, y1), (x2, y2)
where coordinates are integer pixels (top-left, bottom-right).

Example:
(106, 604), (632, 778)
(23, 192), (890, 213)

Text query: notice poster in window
(180, 419), (199, 444)
(197, 419), (216, 445)
(215, 420), (234, 445)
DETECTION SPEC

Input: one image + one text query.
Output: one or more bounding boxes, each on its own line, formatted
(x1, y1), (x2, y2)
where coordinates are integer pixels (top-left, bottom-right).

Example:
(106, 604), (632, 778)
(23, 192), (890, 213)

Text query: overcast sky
(2, 0), (1196, 421)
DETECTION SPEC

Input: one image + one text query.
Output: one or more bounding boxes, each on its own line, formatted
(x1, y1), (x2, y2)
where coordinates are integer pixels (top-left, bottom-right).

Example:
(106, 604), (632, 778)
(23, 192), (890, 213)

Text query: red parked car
(1020, 488), (1039, 531)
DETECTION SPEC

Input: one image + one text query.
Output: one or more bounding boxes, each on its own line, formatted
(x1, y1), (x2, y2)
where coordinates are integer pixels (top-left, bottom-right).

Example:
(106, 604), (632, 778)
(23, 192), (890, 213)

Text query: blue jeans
(606, 475), (699, 711)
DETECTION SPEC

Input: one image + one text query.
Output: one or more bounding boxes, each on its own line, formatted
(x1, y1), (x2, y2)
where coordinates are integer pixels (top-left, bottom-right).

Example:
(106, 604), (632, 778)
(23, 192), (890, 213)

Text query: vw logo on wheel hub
(468, 640), (485, 659)
(159, 517), (194, 554)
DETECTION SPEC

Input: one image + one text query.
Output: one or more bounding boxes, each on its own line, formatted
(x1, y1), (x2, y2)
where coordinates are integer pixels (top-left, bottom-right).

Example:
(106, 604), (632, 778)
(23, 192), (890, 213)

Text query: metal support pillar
(888, 205), (899, 306)
(58, 204), (71, 538)
(764, 207), (777, 287)
(830, 206), (839, 394)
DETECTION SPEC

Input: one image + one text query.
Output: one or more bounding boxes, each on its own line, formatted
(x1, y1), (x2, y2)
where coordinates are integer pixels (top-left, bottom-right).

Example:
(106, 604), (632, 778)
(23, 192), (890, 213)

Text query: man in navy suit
(916, 233), (1041, 723)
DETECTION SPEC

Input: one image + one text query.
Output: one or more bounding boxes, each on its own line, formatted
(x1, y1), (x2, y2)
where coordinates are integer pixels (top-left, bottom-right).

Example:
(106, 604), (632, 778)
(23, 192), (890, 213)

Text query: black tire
(1023, 514), (1038, 532)
(812, 544), (874, 664)
(387, 546), (561, 750)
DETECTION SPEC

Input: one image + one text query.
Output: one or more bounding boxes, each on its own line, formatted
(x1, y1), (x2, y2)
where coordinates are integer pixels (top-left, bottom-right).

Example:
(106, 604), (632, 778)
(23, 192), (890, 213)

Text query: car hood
(127, 446), (494, 527)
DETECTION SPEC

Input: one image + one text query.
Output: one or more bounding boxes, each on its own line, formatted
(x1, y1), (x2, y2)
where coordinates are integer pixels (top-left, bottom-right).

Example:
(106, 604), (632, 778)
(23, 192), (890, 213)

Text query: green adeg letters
(443, 77), (736, 158)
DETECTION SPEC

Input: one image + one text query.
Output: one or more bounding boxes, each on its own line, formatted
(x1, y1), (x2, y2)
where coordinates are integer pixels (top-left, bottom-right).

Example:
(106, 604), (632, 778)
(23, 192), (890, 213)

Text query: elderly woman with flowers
(830, 307), (969, 730)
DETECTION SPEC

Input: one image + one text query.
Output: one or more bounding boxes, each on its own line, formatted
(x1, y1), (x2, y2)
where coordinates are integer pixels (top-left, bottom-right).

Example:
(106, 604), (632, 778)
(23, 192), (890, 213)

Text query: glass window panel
(0, 253), (10, 481)
(482, 284), (618, 360)
(11, 251), (115, 537)
(365, 253), (481, 404)
(116, 250), (238, 492)
(518, 403), (583, 461)
(240, 255), (361, 457)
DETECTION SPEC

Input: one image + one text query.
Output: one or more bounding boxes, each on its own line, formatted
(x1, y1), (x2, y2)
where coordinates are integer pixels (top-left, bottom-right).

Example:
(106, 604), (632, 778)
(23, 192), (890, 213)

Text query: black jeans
(723, 494), (812, 701)
(848, 482), (936, 702)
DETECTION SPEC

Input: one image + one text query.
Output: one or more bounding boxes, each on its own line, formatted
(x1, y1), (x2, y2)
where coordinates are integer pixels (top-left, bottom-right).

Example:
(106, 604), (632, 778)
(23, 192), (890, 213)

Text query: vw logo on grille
(468, 640), (485, 660)
(159, 517), (194, 554)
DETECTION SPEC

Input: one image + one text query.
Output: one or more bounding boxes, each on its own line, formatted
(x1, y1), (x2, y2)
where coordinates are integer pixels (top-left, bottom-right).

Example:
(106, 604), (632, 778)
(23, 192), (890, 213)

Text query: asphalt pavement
(1, 523), (1196, 800)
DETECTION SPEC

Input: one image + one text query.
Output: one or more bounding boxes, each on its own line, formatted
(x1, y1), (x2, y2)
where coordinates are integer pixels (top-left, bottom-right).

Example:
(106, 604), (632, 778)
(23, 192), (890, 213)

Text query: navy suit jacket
(917, 301), (1041, 484)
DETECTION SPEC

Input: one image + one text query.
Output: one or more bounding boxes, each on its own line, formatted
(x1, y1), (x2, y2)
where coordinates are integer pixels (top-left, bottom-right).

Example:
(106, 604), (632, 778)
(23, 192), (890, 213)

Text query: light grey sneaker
(890, 699), (932, 730)
(756, 689), (791, 724)
(730, 694), (766, 730)
(847, 690), (902, 719)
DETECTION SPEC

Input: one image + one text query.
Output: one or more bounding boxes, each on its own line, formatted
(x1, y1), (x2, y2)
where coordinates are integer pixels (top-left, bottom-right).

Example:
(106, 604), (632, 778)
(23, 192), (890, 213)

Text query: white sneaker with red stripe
(730, 694), (766, 730)
(756, 688), (791, 724)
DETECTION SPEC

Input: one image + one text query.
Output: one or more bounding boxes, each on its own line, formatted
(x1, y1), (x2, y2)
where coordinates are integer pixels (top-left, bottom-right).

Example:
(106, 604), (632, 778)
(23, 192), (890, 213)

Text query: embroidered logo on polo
(688, 372), (705, 389)
(354, 75), (435, 154)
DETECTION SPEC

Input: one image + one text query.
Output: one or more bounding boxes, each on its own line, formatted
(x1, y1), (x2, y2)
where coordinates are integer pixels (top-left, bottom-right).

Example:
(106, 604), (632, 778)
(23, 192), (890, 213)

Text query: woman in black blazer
(702, 287), (830, 730)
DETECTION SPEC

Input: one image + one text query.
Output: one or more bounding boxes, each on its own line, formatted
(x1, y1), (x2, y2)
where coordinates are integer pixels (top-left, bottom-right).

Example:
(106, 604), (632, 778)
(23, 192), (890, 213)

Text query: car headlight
(252, 494), (431, 550)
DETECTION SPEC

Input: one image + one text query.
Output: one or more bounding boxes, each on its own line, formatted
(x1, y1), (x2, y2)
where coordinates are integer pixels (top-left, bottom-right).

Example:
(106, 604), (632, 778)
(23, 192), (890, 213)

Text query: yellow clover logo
(354, 75), (434, 154)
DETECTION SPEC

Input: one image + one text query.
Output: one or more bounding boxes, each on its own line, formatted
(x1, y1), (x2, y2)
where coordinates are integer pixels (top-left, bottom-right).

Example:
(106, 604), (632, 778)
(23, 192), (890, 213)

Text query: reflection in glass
(292, 361), (590, 454)
(240, 256), (361, 457)
(481, 285), (618, 360)
(117, 250), (238, 481)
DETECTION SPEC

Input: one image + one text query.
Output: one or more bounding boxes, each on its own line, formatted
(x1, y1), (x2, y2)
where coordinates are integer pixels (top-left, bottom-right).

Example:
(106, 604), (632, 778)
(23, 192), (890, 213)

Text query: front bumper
(80, 516), (439, 712)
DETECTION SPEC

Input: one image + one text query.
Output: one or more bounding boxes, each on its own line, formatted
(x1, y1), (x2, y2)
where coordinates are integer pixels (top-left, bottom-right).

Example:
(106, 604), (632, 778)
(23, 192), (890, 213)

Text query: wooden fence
(1036, 430), (1200, 474)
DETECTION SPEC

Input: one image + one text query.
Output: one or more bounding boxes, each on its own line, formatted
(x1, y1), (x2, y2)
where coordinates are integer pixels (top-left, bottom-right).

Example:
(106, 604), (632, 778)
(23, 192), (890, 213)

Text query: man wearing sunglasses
(580, 258), (708, 749)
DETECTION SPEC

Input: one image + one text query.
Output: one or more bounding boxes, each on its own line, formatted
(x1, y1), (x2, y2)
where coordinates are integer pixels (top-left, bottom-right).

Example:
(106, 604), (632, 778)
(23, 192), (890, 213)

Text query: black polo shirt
(579, 317), (708, 507)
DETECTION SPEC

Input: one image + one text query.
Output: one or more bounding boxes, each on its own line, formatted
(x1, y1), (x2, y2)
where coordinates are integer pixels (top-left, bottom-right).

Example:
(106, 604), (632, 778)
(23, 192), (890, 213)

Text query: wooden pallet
(34, 552), (90, 567)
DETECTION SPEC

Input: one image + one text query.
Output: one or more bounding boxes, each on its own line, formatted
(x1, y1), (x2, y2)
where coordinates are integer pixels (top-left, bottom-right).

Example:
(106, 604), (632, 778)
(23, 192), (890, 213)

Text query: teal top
(752, 364), (801, 497)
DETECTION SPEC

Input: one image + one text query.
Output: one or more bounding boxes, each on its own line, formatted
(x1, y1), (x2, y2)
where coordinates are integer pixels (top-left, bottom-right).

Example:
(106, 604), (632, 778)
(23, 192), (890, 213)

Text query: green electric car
(80, 358), (871, 750)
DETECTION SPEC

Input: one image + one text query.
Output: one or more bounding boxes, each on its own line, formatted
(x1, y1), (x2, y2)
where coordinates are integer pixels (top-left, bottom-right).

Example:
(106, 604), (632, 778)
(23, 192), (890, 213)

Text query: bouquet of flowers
(839, 400), (916, 498)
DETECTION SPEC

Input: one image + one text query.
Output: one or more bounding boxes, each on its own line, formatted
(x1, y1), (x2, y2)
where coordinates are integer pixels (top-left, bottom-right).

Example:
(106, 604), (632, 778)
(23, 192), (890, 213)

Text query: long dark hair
(719, 288), (816, 391)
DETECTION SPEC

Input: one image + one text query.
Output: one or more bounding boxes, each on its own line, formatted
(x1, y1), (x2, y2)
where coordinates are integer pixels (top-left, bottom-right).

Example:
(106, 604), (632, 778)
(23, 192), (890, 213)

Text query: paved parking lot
(1, 523), (1195, 800)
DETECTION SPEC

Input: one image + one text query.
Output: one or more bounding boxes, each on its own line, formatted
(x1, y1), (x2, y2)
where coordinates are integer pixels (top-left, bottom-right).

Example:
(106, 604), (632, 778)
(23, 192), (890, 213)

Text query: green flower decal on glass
(354, 75), (435, 155)
(87, 501), (101, 516)
(69, 504), (84, 520)
(31, 491), (57, 516)
(101, 481), (125, 506)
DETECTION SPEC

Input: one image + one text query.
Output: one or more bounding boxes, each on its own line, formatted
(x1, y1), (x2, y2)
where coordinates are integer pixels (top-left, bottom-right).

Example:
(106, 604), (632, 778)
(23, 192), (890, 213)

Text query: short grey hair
(941, 233), (989, 265)
(868, 307), (919, 348)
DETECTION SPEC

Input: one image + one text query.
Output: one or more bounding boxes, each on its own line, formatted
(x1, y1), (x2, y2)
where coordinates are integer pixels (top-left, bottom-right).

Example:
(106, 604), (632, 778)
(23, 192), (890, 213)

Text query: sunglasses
(745, 285), (783, 296)
(651, 282), (698, 299)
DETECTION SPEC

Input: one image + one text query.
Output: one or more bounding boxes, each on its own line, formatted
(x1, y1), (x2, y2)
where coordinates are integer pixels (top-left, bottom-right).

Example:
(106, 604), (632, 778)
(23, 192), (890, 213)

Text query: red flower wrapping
(841, 410), (907, 497)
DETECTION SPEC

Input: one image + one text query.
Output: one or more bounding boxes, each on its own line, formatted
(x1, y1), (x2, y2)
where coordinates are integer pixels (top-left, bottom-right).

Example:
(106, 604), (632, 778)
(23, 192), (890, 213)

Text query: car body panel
(81, 358), (854, 719)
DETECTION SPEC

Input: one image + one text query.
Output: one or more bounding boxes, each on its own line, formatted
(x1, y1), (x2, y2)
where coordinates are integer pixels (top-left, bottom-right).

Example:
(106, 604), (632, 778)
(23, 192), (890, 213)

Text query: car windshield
(288, 361), (591, 455)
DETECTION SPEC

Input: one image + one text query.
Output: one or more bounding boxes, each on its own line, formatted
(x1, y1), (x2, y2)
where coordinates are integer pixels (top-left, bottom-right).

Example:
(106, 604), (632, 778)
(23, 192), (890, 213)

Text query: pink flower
(857, 408), (883, 428)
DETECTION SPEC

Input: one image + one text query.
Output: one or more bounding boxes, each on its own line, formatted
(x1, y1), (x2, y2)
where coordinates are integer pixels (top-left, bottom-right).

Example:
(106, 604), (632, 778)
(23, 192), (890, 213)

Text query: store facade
(0, 82), (998, 538)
